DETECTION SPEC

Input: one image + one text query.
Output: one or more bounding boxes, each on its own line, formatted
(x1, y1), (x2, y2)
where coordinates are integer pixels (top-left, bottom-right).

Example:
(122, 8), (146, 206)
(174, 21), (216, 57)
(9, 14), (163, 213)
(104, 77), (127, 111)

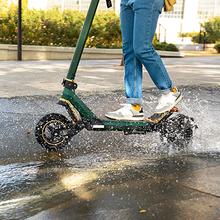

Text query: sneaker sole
(155, 93), (183, 114)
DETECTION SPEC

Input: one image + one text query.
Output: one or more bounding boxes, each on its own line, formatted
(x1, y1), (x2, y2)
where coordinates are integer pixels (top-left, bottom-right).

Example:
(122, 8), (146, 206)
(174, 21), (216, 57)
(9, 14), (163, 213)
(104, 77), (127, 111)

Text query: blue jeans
(120, 0), (173, 104)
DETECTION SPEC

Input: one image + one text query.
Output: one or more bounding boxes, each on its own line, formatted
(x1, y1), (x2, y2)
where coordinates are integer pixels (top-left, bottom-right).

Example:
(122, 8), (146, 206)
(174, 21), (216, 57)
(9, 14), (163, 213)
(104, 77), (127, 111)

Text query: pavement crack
(0, 111), (44, 117)
(179, 183), (220, 199)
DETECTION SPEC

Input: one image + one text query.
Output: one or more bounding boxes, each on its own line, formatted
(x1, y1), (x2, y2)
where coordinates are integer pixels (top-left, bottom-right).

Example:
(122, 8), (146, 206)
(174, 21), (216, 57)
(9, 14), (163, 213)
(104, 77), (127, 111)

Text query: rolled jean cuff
(160, 86), (173, 94)
(126, 98), (143, 105)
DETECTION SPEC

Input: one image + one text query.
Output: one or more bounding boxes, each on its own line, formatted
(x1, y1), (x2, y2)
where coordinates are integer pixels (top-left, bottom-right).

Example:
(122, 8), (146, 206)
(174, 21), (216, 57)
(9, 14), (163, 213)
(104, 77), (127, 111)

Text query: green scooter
(35, 0), (196, 150)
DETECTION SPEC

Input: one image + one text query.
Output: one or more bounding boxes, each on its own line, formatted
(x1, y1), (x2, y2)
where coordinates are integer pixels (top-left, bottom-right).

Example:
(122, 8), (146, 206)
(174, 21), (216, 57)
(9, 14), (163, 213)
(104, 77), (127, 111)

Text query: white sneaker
(105, 104), (144, 121)
(155, 87), (182, 113)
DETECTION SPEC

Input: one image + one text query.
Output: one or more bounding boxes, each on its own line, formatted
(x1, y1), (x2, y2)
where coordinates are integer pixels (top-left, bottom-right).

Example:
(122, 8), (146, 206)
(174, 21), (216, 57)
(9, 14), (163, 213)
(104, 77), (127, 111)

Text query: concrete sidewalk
(0, 56), (220, 97)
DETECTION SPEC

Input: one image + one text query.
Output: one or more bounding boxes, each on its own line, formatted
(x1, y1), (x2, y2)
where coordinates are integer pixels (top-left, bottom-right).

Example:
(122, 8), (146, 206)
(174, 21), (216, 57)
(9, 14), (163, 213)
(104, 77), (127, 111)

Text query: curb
(0, 44), (184, 60)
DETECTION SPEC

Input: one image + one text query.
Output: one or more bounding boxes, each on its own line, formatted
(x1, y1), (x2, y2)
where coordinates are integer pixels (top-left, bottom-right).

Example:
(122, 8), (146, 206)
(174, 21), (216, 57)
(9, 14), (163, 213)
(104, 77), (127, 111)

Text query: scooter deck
(104, 107), (179, 125)
(144, 107), (179, 124)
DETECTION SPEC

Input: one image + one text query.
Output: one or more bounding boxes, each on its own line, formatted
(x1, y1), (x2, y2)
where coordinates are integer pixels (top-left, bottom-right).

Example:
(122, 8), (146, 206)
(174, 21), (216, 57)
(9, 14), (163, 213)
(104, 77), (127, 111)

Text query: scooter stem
(66, 0), (100, 80)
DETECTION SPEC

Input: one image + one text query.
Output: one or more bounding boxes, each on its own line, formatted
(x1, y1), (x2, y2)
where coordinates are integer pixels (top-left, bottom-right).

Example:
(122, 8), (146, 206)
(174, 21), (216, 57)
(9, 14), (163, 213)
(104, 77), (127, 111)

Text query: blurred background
(0, 0), (220, 60)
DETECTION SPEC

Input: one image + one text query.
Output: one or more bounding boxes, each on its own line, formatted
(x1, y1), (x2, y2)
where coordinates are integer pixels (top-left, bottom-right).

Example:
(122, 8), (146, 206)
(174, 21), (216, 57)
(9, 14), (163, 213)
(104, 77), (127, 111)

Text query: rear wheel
(35, 113), (78, 151)
(159, 114), (195, 148)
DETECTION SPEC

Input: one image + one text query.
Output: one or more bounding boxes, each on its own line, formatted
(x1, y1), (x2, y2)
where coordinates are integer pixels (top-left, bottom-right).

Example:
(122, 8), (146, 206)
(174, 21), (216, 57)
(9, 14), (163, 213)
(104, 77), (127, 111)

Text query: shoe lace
(158, 93), (174, 106)
(116, 104), (131, 113)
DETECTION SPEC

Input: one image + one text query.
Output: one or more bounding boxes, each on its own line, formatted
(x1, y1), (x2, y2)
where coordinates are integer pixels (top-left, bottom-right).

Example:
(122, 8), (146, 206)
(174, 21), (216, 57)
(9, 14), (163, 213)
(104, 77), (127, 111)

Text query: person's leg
(132, 0), (182, 113)
(105, 0), (144, 121)
(133, 0), (173, 91)
(120, 0), (143, 105)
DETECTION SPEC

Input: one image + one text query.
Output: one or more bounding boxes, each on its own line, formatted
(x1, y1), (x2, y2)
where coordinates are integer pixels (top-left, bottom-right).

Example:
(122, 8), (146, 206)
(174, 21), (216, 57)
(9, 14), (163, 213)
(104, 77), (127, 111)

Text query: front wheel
(35, 113), (78, 151)
(159, 114), (196, 148)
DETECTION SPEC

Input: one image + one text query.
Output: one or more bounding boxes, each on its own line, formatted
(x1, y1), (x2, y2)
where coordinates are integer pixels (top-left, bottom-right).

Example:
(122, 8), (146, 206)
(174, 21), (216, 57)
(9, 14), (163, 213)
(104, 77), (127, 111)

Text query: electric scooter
(35, 0), (196, 150)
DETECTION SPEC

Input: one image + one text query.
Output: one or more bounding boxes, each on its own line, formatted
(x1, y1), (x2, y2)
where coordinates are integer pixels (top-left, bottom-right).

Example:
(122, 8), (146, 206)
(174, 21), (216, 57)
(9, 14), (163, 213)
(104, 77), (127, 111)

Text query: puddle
(0, 86), (220, 219)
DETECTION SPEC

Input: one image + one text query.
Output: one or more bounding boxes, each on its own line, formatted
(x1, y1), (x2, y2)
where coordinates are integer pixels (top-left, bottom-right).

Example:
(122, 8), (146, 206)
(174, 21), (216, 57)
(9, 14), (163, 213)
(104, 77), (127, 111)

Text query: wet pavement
(0, 86), (220, 220)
